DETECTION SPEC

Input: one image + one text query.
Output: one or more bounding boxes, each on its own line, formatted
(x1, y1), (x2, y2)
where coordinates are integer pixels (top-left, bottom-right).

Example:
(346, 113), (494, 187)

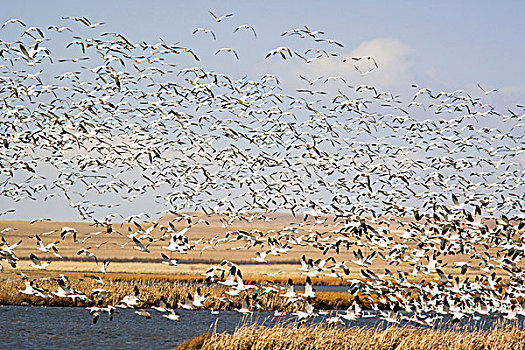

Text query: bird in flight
(208, 11), (233, 23)
(1, 18), (26, 30)
(265, 47), (293, 60)
(234, 24), (257, 37)
(192, 27), (216, 40)
(215, 47), (239, 60)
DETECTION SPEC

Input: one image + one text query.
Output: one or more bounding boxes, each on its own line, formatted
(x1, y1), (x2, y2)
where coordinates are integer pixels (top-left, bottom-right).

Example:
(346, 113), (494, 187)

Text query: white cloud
(259, 38), (416, 94)
(344, 38), (415, 89)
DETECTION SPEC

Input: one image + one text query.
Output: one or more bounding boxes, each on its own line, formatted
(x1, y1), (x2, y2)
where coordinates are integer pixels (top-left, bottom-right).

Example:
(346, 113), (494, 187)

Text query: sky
(1, 1), (524, 221)
(3, 1), (524, 99)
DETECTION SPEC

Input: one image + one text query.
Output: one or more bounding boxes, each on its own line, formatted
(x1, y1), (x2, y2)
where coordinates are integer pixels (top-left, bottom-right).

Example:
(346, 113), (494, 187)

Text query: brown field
(0, 213), (518, 310)
(0, 213), (503, 282)
(176, 323), (525, 350)
(1, 215), (305, 278)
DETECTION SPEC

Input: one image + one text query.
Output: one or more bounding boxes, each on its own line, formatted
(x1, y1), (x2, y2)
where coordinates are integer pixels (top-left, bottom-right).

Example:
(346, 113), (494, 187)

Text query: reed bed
(178, 323), (525, 350)
(0, 276), (358, 311)
(76, 272), (355, 286)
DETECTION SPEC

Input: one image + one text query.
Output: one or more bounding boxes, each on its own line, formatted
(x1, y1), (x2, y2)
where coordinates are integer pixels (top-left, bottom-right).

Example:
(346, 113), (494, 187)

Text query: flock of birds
(0, 12), (525, 327)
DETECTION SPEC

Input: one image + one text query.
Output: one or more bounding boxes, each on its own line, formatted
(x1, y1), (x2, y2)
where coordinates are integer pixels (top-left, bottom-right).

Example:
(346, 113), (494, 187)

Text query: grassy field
(0, 213), (500, 283)
(1, 213), (515, 312)
(0, 215), (376, 310)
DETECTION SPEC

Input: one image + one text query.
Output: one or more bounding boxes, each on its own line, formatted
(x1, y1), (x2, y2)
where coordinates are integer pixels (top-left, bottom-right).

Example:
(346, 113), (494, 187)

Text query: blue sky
(1, 1), (524, 221)
(4, 0), (524, 100)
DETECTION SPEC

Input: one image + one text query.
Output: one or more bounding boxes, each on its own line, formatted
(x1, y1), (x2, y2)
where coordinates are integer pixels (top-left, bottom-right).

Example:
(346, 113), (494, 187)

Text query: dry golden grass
(178, 323), (525, 350)
(0, 215), (504, 283)
(177, 333), (213, 350)
(1, 214), (518, 312)
(0, 274), (361, 310)
(1, 216), (329, 276)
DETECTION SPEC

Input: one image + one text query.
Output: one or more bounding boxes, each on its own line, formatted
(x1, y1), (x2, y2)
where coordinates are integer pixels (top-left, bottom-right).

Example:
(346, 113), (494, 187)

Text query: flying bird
(1, 18), (26, 30)
(192, 27), (216, 40)
(215, 47), (239, 60)
(265, 47), (292, 60)
(234, 24), (257, 37)
(208, 11), (233, 23)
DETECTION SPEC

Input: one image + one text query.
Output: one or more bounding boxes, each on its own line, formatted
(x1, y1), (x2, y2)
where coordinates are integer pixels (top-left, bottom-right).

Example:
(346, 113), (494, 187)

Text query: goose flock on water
(0, 11), (524, 327)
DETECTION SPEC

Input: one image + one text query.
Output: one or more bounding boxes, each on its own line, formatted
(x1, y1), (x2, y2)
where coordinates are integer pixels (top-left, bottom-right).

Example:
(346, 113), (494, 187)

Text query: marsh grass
(0, 276), (360, 310)
(178, 323), (525, 350)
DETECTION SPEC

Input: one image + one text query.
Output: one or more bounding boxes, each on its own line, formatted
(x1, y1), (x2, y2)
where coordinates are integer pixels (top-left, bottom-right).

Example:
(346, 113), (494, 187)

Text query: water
(0, 306), (523, 349)
(1, 306), (233, 350)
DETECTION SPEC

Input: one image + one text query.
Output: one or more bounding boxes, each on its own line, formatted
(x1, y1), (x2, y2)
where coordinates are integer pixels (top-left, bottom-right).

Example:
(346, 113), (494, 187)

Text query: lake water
(0, 306), (522, 349)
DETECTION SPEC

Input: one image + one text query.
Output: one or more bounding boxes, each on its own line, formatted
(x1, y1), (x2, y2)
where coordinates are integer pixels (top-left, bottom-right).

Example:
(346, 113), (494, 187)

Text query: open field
(0, 213), (507, 282)
(2, 213), (522, 312)
(1, 214), (345, 280)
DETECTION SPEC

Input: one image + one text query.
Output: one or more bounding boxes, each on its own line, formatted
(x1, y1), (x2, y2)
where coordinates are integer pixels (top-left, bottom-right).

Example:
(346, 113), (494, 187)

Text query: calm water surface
(0, 306), (522, 349)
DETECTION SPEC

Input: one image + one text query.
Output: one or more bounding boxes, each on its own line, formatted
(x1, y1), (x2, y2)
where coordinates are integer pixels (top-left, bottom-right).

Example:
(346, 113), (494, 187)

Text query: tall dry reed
(179, 323), (525, 350)
(0, 276), (357, 311)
